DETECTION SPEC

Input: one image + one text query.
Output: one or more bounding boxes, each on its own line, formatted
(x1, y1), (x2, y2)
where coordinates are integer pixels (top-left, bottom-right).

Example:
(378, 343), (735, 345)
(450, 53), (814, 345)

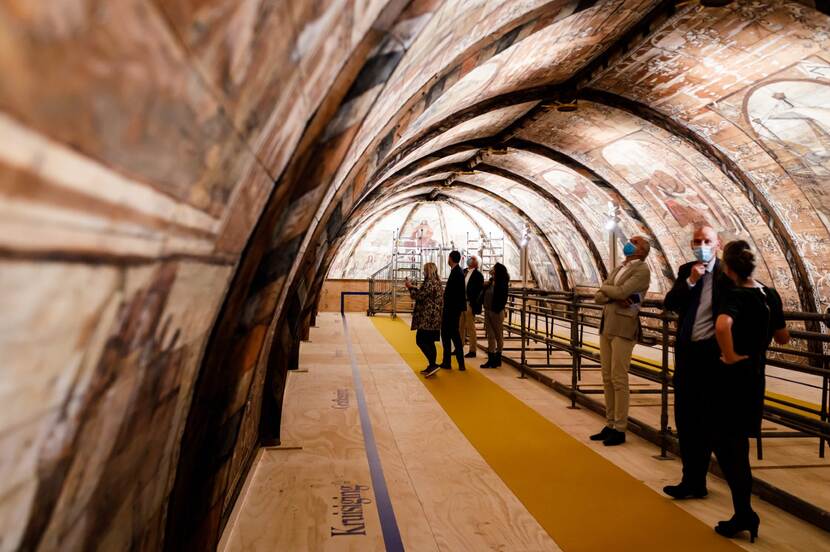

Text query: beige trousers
(459, 304), (477, 352)
(484, 309), (505, 353)
(599, 334), (635, 431)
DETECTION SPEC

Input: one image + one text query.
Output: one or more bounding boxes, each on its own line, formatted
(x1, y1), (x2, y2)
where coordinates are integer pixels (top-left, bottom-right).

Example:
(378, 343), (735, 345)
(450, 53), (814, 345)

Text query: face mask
(622, 241), (637, 257)
(466, 258), (474, 268)
(693, 245), (713, 263)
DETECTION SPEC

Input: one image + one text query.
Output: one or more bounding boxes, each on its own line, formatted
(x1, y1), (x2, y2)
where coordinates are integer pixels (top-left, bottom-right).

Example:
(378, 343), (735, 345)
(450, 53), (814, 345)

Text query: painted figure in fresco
(602, 139), (727, 233)
(650, 170), (710, 229)
(409, 219), (439, 248)
(749, 81), (830, 177)
(591, 236), (652, 447)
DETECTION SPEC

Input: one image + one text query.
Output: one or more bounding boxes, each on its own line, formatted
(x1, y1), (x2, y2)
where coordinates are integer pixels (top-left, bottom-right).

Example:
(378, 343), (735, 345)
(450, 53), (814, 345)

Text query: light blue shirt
(687, 256), (717, 341)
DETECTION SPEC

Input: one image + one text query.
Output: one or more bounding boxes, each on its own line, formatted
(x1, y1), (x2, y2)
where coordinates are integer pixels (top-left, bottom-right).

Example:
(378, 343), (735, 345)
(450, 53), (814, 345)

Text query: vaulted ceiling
(2, 1), (829, 550)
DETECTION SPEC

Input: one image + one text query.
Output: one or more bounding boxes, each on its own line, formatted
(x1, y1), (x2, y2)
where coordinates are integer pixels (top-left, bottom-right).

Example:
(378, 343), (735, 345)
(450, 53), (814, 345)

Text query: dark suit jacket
(463, 268), (484, 314)
(444, 264), (467, 314)
(663, 258), (732, 342)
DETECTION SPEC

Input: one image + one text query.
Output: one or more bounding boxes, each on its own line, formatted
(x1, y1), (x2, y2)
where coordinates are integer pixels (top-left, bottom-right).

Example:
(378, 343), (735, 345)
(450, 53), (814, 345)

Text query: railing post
(659, 309), (671, 459)
(368, 278), (375, 316)
(821, 355), (828, 459)
(391, 256), (398, 319)
(569, 291), (580, 409)
(519, 287), (527, 379)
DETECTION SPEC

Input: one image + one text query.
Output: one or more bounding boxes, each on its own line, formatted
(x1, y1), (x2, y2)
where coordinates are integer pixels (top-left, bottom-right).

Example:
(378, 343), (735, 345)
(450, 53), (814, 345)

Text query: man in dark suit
(439, 250), (467, 371)
(460, 255), (485, 358)
(663, 225), (732, 499)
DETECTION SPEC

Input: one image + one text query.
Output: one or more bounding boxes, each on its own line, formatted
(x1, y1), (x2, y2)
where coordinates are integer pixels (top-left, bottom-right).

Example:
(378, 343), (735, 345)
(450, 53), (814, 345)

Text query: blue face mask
(693, 245), (714, 263)
(622, 241), (637, 257)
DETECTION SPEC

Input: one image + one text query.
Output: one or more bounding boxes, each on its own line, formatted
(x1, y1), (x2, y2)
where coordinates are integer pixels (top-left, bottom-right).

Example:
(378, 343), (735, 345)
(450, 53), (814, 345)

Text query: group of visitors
(402, 224), (788, 542)
(405, 251), (509, 378)
(591, 224), (788, 542)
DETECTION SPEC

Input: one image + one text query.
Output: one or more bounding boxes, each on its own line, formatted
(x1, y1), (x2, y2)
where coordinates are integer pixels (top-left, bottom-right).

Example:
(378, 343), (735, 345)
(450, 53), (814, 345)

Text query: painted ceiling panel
(330, 202), (413, 278)
(380, 101), (539, 181)
(478, 148), (670, 292)
(403, 0), (658, 143)
(341, 0), (566, 187)
(454, 171), (601, 286)
(410, 149), (479, 179)
(514, 101), (799, 305)
(590, 0), (830, 310)
(444, 186), (561, 289)
(330, 199), (522, 279)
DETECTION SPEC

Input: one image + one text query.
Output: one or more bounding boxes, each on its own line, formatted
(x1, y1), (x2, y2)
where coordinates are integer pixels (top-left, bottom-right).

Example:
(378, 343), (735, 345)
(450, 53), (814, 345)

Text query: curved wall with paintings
(2, 1), (829, 550)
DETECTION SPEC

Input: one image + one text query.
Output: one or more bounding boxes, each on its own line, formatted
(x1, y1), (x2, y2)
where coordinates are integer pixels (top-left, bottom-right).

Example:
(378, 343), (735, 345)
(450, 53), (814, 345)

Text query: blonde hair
(423, 262), (439, 281)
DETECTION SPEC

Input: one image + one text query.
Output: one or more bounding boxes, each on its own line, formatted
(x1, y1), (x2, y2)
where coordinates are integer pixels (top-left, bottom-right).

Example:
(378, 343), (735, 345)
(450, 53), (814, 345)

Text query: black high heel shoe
(714, 512), (760, 543)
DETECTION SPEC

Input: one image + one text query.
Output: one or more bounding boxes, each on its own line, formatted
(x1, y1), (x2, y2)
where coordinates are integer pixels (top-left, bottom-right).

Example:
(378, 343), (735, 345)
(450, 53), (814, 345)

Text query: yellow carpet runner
(371, 316), (742, 552)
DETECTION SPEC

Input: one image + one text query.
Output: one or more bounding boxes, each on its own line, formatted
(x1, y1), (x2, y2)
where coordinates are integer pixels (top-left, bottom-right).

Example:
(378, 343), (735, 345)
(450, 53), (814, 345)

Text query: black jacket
(444, 264), (467, 314)
(483, 278), (509, 313)
(663, 259), (732, 341)
(463, 268), (484, 314)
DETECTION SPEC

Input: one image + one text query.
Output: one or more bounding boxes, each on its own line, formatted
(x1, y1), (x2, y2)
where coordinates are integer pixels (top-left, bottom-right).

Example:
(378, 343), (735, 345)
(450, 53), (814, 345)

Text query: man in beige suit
(591, 235), (652, 446)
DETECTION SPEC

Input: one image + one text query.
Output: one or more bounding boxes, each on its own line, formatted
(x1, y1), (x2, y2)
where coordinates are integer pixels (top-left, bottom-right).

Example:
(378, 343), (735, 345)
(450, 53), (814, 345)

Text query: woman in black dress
(713, 240), (789, 542)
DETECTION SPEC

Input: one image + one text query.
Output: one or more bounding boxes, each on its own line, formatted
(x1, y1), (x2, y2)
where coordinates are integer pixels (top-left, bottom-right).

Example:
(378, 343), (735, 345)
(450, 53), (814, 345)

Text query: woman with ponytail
(712, 240), (789, 542)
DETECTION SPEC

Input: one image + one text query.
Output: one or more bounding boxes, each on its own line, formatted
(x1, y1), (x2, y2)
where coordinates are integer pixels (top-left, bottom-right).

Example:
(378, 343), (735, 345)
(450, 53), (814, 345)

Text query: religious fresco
(716, 58), (830, 230)
(6, 1), (830, 549)
(456, 172), (602, 286)
(379, 101), (539, 183)
(348, 0), (572, 187)
(514, 101), (797, 305)
(402, 0), (658, 146)
(590, 0), (830, 311)
(0, 1), (428, 549)
(330, 199), (521, 279)
(329, 203), (414, 278)
(409, 149), (479, 180)
(444, 186), (563, 290)
(479, 148), (671, 291)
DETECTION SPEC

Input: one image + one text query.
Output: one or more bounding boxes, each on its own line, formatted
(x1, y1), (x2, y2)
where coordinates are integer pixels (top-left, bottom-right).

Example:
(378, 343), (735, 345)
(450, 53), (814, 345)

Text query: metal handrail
(502, 289), (830, 459)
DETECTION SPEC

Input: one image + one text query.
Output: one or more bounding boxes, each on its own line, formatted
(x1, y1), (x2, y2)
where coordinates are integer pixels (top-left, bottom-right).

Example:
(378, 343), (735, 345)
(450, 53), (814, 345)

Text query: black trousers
(415, 329), (439, 366)
(673, 337), (719, 488)
(441, 309), (464, 367)
(712, 434), (753, 517)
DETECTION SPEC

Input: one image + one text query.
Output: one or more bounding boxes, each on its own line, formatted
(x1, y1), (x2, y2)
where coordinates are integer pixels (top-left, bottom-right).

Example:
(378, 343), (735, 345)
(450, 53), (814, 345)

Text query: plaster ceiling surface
(329, 199), (522, 279)
(589, 0), (830, 310)
(409, 149), (479, 179)
(379, 100), (540, 182)
(398, 0), (659, 146)
(5, 1), (830, 549)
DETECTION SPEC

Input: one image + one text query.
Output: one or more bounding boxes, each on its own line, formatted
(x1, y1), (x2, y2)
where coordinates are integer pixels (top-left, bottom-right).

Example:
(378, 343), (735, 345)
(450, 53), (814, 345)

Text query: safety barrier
(496, 288), (830, 530)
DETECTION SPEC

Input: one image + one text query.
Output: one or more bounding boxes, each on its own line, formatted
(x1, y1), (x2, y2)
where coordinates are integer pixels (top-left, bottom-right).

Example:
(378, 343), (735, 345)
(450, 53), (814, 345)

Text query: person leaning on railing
(405, 262), (444, 377)
(710, 240), (789, 542)
(479, 263), (510, 369)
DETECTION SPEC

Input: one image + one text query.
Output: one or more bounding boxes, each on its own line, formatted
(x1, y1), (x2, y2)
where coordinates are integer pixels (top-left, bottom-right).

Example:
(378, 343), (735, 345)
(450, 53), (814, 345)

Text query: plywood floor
(496, 320), (830, 515)
(220, 313), (830, 552)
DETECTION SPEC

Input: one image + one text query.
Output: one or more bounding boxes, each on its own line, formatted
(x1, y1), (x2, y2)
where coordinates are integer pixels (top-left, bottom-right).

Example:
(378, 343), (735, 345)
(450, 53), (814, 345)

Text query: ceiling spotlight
(485, 146), (509, 155)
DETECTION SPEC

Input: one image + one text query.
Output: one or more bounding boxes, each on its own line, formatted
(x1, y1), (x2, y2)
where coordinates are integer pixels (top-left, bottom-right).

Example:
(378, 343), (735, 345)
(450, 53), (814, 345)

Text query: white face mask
(693, 245), (714, 263)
